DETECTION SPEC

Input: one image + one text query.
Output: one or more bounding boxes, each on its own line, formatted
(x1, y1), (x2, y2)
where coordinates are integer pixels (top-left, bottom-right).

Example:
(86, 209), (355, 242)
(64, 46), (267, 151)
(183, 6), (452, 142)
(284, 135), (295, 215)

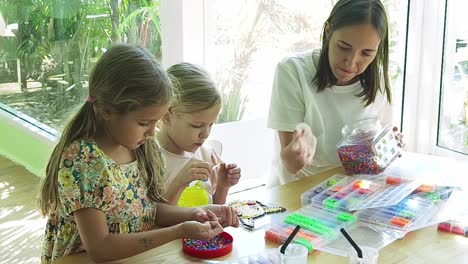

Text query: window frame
(402, 0), (468, 161)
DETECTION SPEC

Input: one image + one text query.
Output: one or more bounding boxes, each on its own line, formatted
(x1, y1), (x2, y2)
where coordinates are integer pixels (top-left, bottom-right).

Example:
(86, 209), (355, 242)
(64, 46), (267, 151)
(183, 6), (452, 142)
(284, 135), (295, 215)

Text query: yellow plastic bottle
(178, 180), (210, 207)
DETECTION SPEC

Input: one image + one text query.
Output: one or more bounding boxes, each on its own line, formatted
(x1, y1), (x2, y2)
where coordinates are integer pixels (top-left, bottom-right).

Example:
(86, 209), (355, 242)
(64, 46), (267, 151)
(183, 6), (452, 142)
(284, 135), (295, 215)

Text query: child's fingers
(218, 206), (234, 227)
(194, 210), (210, 222)
(212, 162), (226, 173)
(195, 222), (223, 240)
(210, 151), (222, 166)
(229, 207), (239, 227)
(208, 223), (223, 237)
(192, 160), (213, 171)
(194, 212), (204, 220)
(206, 210), (219, 221)
(189, 158), (213, 173)
(208, 219), (223, 229)
(228, 179), (240, 186)
(191, 167), (211, 176)
(228, 167), (241, 175)
(227, 173), (241, 181)
(226, 163), (237, 169)
(191, 172), (209, 182)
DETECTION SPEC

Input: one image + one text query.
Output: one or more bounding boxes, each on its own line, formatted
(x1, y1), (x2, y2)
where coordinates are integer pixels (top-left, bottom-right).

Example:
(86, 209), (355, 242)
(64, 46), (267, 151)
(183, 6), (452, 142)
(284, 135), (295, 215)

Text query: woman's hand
(280, 123), (317, 174)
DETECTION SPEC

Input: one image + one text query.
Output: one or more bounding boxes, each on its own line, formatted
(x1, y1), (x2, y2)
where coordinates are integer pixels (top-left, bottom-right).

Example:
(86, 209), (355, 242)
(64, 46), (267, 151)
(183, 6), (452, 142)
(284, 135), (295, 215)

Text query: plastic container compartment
(407, 187), (462, 232)
(301, 174), (347, 207)
(438, 220), (468, 236)
(409, 185), (458, 203)
(265, 207), (357, 251)
(337, 116), (400, 175)
(320, 178), (383, 211)
(355, 196), (435, 231)
(405, 185), (460, 232)
(436, 189), (468, 237)
(301, 174), (421, 212)
(347, 175), (421, 211)
(320, 221), (403, 257)
(301, 175), (381, 211)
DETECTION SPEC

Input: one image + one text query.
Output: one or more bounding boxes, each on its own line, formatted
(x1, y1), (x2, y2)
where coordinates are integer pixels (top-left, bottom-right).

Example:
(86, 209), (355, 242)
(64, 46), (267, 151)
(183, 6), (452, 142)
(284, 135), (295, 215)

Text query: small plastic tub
(182, 232), (233, 258)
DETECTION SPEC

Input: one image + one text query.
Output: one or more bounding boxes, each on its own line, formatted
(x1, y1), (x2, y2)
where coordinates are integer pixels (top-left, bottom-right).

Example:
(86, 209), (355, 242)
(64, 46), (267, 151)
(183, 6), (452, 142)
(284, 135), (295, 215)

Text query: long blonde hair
(167, 62), (221, 113)
(38, 44), (173, 216)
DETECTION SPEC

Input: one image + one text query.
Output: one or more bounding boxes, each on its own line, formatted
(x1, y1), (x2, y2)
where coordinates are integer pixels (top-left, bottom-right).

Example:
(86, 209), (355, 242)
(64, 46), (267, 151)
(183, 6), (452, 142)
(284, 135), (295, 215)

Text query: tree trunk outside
(16, 5), (27, 91)
(110, 0), (120, 42)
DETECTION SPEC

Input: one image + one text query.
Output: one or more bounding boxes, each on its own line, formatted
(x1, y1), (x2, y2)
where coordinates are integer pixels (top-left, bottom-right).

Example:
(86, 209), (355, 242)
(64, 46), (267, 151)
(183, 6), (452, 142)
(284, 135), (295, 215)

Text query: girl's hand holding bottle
(175, 158), (213, 187)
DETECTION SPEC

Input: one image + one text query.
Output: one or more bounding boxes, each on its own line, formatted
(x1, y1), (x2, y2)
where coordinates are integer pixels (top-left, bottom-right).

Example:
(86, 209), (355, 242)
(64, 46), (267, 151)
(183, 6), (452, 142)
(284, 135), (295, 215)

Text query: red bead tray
(182, 231), (233, 259)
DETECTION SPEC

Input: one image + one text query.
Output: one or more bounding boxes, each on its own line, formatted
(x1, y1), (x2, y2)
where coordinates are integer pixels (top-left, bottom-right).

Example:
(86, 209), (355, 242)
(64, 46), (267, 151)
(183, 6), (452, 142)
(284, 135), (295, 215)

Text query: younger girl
(268, 0), (395, 184)
(38, 44), (239, 263)
(157, 62), (241, 206)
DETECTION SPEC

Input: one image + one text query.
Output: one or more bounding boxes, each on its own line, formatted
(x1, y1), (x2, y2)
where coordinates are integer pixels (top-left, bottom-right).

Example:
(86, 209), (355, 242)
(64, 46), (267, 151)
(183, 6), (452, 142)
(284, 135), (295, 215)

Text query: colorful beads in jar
(337, 116), (400, 175)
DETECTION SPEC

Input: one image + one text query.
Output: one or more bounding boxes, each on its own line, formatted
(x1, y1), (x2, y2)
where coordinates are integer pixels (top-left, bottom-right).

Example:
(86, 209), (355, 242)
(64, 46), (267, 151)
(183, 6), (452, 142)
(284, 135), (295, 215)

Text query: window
(401, 0), (468, 161)
(0, 0), (162, 132)
(438, 0), (468, 155)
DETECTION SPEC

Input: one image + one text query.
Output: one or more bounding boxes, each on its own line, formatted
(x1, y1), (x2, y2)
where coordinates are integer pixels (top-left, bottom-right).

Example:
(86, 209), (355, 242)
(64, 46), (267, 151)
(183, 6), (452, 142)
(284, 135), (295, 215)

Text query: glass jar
(337, 116), (400, 175)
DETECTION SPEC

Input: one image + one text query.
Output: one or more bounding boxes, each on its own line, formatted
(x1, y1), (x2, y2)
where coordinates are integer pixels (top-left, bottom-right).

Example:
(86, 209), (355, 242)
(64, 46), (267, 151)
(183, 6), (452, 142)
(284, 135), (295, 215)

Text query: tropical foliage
(0, 0), (161, 129)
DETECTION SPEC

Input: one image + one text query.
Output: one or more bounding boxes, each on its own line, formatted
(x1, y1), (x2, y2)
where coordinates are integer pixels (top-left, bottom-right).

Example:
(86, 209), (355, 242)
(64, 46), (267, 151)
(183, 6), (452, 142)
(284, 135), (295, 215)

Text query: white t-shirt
(267, 50), (392, 184)
(161, 145), (217, 204)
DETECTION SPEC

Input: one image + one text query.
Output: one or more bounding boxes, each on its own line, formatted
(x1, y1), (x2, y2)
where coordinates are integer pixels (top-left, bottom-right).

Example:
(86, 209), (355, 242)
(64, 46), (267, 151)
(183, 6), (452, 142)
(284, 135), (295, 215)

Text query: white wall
(208, 119), (280, 190)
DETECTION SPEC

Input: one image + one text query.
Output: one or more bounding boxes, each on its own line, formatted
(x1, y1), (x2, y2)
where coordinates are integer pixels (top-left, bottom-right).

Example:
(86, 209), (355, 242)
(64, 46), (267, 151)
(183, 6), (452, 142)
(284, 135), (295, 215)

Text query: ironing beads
(337, 116), (400, 175)
(183, 235), (231, 251)
(182, 232), (234, 258)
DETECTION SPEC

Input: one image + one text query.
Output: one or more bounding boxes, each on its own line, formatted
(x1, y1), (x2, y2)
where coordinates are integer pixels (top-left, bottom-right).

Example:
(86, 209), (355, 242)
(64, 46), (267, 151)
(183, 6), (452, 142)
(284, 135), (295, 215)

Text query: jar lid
(341, 116), (382, 144)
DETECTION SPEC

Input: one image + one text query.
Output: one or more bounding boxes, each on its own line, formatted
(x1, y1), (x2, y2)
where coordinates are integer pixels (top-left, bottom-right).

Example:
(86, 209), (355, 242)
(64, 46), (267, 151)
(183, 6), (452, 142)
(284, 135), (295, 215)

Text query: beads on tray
(183, 235), (232, 251)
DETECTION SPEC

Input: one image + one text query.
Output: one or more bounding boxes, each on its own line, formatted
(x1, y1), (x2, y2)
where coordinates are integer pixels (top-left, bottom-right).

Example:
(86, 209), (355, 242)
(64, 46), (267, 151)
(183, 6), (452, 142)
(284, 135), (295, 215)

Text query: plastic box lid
(301, 173), (421, 212)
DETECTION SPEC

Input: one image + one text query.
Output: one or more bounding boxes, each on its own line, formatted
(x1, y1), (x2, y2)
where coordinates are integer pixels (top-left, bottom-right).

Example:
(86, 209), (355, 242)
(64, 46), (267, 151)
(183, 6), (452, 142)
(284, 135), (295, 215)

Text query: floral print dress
(41, 140), (158, 263)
